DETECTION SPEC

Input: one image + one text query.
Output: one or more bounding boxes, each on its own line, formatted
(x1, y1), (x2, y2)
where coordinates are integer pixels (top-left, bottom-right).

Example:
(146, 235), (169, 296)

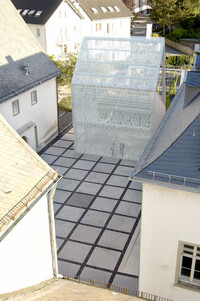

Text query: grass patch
(58, 96), (72, 112)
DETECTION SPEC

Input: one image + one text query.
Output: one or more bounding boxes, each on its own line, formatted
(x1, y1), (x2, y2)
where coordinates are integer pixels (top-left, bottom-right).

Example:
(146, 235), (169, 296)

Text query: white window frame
(12, 100), (20, 116)
(90, 7), (98, 14)
(37, 28), (40, 37)
(31, 90), (37, 106)
(100, 6), (107, 13)
(177, 242), (200, 289)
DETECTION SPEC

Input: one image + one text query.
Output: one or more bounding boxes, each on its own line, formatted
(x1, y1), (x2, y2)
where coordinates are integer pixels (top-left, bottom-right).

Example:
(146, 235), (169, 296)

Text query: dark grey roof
(130, 71), (200, 191)
(186, 71), (200, 87)
(11, 0), (63, 25)
(196, 55), (200, 69)
(0, 52), (61, 103)
(77, 0), (132, 20)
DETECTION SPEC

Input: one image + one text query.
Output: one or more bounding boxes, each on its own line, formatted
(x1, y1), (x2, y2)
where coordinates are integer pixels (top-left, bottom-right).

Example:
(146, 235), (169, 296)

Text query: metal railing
(148, 171), (200, 187)
(63, 275), (173, 301)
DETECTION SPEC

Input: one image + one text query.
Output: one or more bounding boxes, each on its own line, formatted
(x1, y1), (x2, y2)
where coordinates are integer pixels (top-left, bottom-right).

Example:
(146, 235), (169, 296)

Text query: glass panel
(194, 259), (200, 280)
(183, 244), (194, 255)
(181, 256), (192, 277)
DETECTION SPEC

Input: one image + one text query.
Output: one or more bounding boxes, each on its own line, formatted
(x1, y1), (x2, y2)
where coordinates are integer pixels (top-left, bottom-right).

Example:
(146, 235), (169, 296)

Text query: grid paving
(40, 128), (142, 290)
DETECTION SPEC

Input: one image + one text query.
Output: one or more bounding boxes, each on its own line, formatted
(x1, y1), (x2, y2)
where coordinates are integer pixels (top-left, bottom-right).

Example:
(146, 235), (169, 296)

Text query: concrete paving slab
(54, 203), (61, 212)
(80, 267), (111, 283)
(77, 182), (102, 195)
(54, 190), (71, 204)
(123, 190), (142, 204)
(67, 192), (94, 208)
(53, 140), (73, 148)
(56, 206), (85, 222)
(129, 181), (142, 190)
(64, 168), (88, 180)
(107, 215), (136, 233)
(81, 210), (110, 227)
(120, 159), (135, 167)
(71, 225), (102, 243)
(115, 202), (141, 218)
(73, 160), (96, 170)
(55, 220), (75, 238)
(98, 230), (129, 251)
(114, 166), (133, 177)
(56, 237), (64, 249)
(107, 175), (129, 187)
(53, 157), (76, 168)
(57, 178), (80, 191)
(44, 146), (66, 156)
(51, 165), (68, 175)
(85, 171), (110, 184)
(112, 275), (138, 291)
(100, 185), (124, 199)
(91, 197), (117, 212)
(62, 149), (81, 158)
(88, 247), (121, 270)
(59, 241), (92, 263)
(100, 156), (120, 164)
(58, 261), (81, 277)
(40, 154), (57, 164)
(61, 133), (74, 141)
(81, 154), (101, 161)
(93, 163), (116, 173)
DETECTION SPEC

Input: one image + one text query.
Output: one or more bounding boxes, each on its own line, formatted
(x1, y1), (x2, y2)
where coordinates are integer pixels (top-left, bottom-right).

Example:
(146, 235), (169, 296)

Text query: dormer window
(107, 6), (114, 12)
(90, 7), (98, 14)
(28, 10), (35, 15)
(22, 9), (29, 16)
(114, 6), (120, 12)
(17, 9), (22, 13)
(35, 10), (43, 17)
(100, 7), (107, 13)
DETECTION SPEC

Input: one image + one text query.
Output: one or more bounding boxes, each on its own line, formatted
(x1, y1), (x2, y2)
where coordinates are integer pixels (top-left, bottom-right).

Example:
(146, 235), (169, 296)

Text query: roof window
(90, 7), (98, 14)
(28, 10), (35, 15)
(35, 10), (43, 17)
(114, 6), (120, 12)
(107, 6), (114, 12)
(22, 9), (29, 16)
(17, 9), (22, 13)
(100, 6), (107, 13)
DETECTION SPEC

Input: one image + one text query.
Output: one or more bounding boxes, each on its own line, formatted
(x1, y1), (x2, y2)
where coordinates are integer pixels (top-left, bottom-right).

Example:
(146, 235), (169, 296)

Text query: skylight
(100, 6), (107, 13)
(107, 6), (114, 12)
(90, 7), (98, 14)
(22, 9), (29, 16)
(114, 6), (120, 12)
(28, 10), (35, 15)
(35, 10), (43, 17)
(17, 9), (22, 13)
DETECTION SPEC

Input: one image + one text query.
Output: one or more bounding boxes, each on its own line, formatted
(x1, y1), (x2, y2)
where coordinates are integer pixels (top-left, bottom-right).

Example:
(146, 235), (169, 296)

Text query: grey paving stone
(68, 128), (74, 134)
(62, 149), (81, 159)
(40, 154), (57, 165)
(80, 267), (111, 283)
(99, 185), (124, 199)
(91, 197), (117, 212)
(81, 210), (110, 227)
(44, 146), (65, 156)
(77, 182), (102, 195)
(114, 166), (133, 177)
(107, 175), (129, 188)
(67, 193), (94, 208)
(85, 172), (109, 184)
(115, 202), (141, 218)
(87, 247), (121, 270)
(123, 189), (142, 204)
(54, 189), (71, 204)
(53, 140), (73, 148)
(57, 206), (85, 222)
(81, 154), (101, 161)
(93, 163), (115, 173)
(120, 159), (135, 167)
(53, 157), (76, 168)
(58, 260), (81, 277)
(73, 160), (96, 170)
(57, 178), (80, 191)
(129, 181), (142, 190)
(54, 203), (62, 213)
(100, 157), (120, 164)
(98, 230), (129, 251)
(107, 215), (136, 233)
(51, 165), (68, 176)
(71, 225), (101, 244)
(61, 133), (74, 141)
(65, 168), (88, 180)
(112, 274), (138, 290)
(59, 241), (91, 263)
(55, 219), (75, 238)
(56, 238), (64, 249)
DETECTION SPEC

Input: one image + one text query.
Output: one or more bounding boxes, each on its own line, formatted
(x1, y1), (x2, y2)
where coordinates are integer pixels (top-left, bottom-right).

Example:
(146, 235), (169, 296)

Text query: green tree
(150, 0), (177, 34)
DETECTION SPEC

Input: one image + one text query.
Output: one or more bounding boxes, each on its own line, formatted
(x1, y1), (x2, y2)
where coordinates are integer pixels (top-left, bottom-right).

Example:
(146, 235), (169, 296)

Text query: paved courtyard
(40, 128), (142, 291)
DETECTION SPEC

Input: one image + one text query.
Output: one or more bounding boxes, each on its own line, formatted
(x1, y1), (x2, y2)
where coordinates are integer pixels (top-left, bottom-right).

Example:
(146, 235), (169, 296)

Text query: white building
(130, 71), (200, 301)
(0, 0), (61, 152)
(0, 113), (61, 294)
(12, 0), (132, 58)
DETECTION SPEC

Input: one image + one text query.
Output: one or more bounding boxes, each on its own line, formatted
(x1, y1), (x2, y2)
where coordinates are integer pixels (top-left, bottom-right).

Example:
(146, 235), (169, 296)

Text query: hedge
(165, 55), (194, 68)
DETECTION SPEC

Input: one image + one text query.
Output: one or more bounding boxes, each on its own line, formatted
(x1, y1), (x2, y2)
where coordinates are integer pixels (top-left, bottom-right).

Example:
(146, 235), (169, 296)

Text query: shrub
(165, 55), (194, 69)
(152, 33), (159, 37)
(168, 28), (188, 42)
(58, 97), (72, 112)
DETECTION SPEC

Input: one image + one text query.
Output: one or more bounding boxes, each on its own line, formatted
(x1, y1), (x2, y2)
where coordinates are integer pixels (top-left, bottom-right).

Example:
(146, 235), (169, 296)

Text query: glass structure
(72, 37), (165, 161)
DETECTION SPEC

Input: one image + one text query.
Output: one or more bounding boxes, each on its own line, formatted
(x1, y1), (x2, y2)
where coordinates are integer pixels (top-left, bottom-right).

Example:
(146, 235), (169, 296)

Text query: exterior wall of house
(0, 78), (58, 152)
(28, 24), (47, 52)
(139, 183), (200, 301)
(0, 194), (54, 294)
(45, 1), (82, 58)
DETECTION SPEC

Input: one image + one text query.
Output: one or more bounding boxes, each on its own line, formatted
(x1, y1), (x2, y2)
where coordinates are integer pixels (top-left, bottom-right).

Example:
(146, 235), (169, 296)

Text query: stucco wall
(139, 183), (200, 301)
(0, 77), (58, 151)
(28, 24), (47, 53)
(0, 194), (53, 294)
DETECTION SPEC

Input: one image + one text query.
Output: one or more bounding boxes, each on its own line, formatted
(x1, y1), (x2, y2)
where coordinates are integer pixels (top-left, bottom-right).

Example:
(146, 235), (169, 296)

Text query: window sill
(174, 281), (200, 293)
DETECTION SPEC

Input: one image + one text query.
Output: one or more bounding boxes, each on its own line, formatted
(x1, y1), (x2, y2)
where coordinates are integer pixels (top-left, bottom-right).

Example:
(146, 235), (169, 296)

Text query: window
(28, 10), (35, 15)
(12, 100), (20, 116)
(114, 6), (120, 12)
(107, 6), (114, 12)
(37, 28), (40, 37)
(177, 243), (200, 289)
(22, 9), (29, 16)
(107, 23), (110, 34)
(100, 6), (107, 13)
(31, 90), (37, 105)
(35, 10), (42, 17)
(90, 7), (98, 14)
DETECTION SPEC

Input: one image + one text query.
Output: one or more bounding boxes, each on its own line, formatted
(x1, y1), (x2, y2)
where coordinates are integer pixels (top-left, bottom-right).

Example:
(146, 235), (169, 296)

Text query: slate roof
(76, 0), (132, 20)
(0, 0), (61, 103)
(130, 71), (200, 191)
(11, 0), (83, 25)
(0, 114), (59, 234)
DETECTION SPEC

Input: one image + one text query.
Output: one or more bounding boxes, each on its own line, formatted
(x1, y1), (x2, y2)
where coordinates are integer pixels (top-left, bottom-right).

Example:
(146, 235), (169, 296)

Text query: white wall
(28, 24), (47, 53)
(0, 78), (58, 151)
(139, 183), (200, 301)
(0, 194), (53, 294)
